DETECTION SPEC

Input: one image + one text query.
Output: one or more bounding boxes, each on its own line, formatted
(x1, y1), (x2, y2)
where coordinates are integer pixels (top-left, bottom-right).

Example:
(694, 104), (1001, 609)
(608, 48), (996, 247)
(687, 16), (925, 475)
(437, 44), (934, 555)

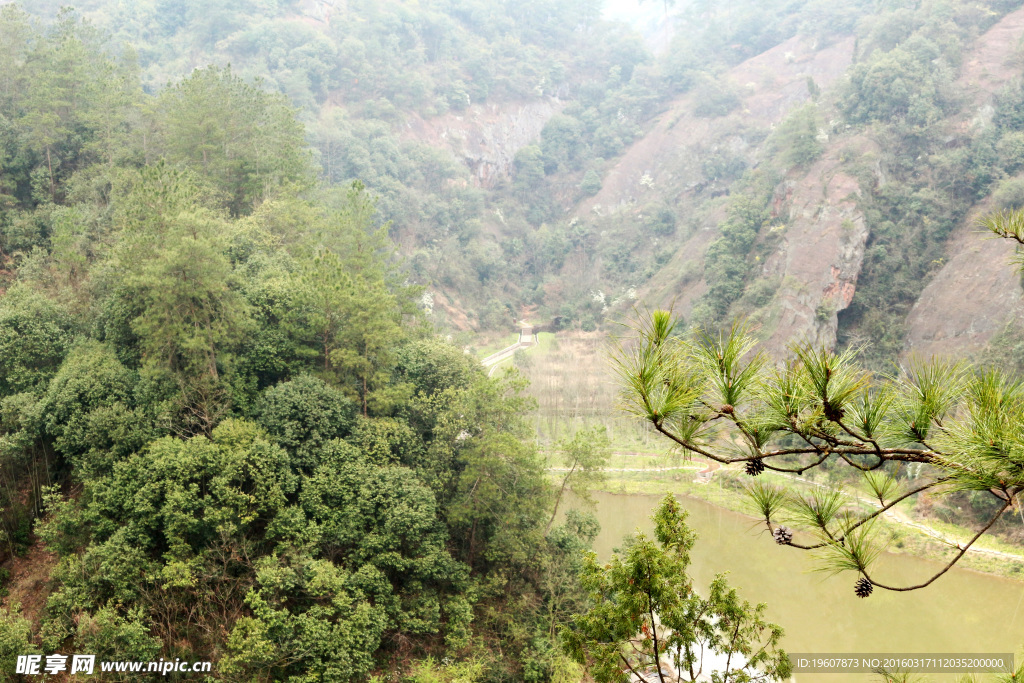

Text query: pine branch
(776, 477), (948, 550)
(864, 498), (1012, 592)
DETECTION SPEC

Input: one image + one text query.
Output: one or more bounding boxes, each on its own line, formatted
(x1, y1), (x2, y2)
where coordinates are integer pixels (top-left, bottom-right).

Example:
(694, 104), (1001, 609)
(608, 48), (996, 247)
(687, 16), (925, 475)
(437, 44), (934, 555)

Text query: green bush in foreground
(562, 494), (790, 683)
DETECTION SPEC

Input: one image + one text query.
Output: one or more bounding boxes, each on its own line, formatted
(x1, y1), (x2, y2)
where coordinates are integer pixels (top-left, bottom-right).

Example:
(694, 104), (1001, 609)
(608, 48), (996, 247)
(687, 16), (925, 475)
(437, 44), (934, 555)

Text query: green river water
(587, 491), (1024, 682)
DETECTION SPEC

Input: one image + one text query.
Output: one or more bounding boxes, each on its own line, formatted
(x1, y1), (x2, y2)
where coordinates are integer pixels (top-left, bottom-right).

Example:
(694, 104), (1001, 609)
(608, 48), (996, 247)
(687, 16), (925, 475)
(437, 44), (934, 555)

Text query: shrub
(692, 73), (741, 118)
(256, 375), (358, 470)
(997, 131), (1024, 174)
(992, 176), (1024, 210)
(644, 204), (677, 236)
(774, 103), (824, 168)
(579, 169), (602, 197)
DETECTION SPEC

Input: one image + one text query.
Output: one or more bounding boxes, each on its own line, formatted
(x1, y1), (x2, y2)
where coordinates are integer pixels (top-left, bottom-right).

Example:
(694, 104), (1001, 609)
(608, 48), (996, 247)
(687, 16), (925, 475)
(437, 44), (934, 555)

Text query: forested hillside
(4, 0), (895, 336)
(14, 0), (1024, 374)
(0, 4), (610, 680)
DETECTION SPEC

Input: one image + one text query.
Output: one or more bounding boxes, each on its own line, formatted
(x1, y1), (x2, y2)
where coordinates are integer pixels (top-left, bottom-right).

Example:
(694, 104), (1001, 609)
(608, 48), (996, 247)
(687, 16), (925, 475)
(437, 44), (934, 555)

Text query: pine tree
(155, 65), (312, 215)
(113, 163), (251, 435)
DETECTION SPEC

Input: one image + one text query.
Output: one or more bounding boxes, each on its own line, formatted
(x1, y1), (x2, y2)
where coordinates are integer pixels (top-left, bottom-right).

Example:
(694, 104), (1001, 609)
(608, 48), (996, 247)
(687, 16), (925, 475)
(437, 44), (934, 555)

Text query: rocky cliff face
(758, 6), (1024, 362)
(629, 6), (1024, 362)
(403, 101), (560, 188)
(572, 33), (861, 350)
(902, 7), (1024, 360)
(903, 205), (1024, 359)
(758, 138), (875, 357)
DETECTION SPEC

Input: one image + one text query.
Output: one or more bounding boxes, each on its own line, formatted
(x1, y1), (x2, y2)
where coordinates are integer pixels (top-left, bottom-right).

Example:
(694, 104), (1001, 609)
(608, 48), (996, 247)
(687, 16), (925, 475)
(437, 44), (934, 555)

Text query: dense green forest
(0, 5), (612, 680)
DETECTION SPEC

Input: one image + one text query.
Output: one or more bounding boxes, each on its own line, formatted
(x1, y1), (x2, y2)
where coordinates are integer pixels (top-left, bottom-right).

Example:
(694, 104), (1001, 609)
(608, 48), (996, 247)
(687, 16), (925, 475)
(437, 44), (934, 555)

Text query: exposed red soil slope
(578, 34), (856, 216)
(1, 540), (56, 631)
(903, 7), (1024, 359)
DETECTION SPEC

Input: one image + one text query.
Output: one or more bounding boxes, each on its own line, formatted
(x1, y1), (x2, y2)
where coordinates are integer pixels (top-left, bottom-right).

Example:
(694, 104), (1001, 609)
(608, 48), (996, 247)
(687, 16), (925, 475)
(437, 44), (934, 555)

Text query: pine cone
(854, 577), (873, 598)
(823, 401), (845, 422)
(773, 526), (793, 545)
(745, 459), (765, 476)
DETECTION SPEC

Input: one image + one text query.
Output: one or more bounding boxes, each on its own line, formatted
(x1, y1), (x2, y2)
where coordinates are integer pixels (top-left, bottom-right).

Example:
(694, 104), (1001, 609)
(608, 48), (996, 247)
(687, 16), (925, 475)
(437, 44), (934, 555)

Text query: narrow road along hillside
(481, 322), (537, 376)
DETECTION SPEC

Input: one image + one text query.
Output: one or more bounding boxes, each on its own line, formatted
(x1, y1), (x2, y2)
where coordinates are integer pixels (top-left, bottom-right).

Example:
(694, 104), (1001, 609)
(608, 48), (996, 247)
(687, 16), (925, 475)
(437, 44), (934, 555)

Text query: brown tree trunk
(46, 147), (55, 201)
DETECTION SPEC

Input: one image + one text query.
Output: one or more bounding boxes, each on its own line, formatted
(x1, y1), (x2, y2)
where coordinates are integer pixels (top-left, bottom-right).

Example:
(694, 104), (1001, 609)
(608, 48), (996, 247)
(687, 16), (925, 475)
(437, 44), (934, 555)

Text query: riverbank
(549, 463), (1024, 581)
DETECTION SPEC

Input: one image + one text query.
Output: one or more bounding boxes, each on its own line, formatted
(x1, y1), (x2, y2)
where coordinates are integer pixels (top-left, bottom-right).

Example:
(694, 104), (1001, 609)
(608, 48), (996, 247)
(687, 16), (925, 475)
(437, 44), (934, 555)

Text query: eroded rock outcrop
(759, 139), (875, 357)
(404, 100), (560, 188)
